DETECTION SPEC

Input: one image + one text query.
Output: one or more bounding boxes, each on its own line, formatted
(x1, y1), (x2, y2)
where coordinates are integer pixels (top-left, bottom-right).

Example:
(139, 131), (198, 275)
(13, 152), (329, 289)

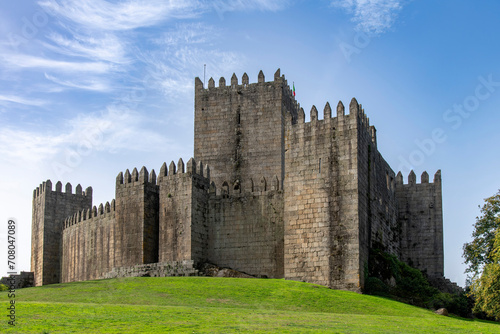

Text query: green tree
(463, 190), (500, 278)
(469, 228), (500, 320)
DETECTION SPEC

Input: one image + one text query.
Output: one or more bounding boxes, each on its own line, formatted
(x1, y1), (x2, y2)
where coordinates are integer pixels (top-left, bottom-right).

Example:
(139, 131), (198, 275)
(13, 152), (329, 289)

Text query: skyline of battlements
(33, 180), (92, 199)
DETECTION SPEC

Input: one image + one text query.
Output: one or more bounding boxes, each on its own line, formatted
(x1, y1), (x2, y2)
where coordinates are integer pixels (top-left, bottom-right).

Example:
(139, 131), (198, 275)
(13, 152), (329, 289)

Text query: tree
(469, 228), (500, 320)
(463, 190), (500, 278)
(463, 190), (500, 320)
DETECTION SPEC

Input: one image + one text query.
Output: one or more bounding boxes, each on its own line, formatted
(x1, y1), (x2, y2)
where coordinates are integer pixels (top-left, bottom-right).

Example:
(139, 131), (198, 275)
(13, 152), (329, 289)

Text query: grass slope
(1, 277), (498, 333)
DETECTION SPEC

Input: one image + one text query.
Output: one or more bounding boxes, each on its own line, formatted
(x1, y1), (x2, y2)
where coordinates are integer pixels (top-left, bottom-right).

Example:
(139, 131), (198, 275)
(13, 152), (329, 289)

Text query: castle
(31, 69), (445, 292)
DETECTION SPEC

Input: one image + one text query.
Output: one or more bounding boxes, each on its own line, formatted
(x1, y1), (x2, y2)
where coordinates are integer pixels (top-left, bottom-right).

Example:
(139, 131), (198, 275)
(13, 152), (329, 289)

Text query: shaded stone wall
(207, 188), (284, 278)
(354, 100), (400, 291)
(396, 170), (444, 278)
(61, 202), (115, 283)
(31, 181), (92, 286)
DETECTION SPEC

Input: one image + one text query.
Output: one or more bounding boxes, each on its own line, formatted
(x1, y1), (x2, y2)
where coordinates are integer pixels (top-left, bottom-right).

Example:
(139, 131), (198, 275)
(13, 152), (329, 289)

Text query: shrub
(365, 248), (473, 317)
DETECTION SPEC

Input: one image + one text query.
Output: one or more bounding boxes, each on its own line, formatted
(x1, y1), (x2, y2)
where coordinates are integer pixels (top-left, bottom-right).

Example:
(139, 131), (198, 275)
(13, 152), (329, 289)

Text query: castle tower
(157, 158), (210, 264)
(283, 98), (400, 292)
(194, 69), (298, 192)
(31, 181), (92, 286)
(283, 100), (366, 290)
(396, 170), (444, 278)
(114, 167), (159, 267)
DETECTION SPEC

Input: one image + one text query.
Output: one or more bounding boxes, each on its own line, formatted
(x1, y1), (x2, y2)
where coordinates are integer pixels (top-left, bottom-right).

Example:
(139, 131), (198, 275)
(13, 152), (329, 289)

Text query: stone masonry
(31, 69), (447, 292)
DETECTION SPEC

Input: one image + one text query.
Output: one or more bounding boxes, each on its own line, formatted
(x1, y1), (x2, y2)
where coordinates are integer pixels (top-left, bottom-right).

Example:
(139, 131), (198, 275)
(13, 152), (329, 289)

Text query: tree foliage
(469, 228), (500, 320)
(463, 190), (500, 278)
(463, 190), (500, 320)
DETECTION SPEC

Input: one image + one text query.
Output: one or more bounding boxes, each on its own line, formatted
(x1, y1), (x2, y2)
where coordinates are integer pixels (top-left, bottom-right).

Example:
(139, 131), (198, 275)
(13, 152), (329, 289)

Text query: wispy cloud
(43, 31), (130, 64)
(1, 53), (112, 73)
(0, 106), (173, 166)
(38, 0), (202, 31)
(152, 23), (218, 47)
(0, 94), (47, 107)
(44, 73), (112, 92)
(138, 24), (245, 99)
(331, 0), (403, 34)
(210, 0), (290, 12)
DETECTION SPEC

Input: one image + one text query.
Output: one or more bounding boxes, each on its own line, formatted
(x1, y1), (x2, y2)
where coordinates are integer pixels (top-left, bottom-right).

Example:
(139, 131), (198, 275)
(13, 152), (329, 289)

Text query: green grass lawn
(1, 277), (498, 333)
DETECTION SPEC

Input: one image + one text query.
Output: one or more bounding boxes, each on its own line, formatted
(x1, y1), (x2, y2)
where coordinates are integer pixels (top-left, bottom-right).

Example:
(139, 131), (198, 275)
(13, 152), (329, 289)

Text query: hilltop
(1, 277), (498, 333)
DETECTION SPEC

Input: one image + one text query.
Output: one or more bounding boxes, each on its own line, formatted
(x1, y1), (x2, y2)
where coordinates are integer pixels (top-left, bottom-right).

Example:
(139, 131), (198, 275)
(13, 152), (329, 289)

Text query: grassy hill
(1, 277), (498, 333)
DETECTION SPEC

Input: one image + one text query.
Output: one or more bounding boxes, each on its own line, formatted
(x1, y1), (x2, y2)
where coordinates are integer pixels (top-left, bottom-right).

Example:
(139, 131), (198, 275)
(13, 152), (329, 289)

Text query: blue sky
(1, 0), (499, 287)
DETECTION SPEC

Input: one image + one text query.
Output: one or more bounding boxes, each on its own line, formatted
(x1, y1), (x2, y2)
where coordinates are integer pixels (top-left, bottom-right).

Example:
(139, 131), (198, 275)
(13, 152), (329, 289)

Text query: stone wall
(207, 188), (284, 278)
(194, 69), (297, 191)
(158, 158), (210, 264)
(31, 181), (92, 286)
(284, 100), (364, 291)
(354, 100), (400, 291)
(396, 170), (444, 278)
(115, 166), (159, 267)
(61, 202), (116, 283)
(101, 261), (198, 279)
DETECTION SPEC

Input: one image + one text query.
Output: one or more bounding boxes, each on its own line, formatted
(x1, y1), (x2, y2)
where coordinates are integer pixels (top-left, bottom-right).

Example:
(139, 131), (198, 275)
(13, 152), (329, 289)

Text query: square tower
(194, 69), (298, 192)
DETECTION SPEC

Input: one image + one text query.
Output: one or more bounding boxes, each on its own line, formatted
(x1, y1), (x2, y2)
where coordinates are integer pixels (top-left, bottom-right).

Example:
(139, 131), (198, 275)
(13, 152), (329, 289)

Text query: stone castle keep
(31, 69), (445, 292)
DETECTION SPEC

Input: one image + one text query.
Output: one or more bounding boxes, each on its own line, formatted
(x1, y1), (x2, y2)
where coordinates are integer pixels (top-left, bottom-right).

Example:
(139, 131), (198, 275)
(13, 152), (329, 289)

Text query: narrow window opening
(319, 158), (322, 174)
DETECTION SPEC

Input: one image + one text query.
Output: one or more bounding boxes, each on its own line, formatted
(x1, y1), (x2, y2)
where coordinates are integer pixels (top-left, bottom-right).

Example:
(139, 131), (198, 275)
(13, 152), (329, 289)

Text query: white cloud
(38, 0), (290, 32)
(210, 0), (290, 12)
(0, 94), (47, 107)
(1, 53), (112, 73)
(140, 23), (242, 98)
(0, 106), (173, 167)
(43, 31), (130, 64)
(38, 0), (202, 31)
(331, 0), (403, 34)
(44, 73), (112, 92)
(140, 46), (242, 99)
(0, 129), (64, 164)
(152, 23), (218, 47)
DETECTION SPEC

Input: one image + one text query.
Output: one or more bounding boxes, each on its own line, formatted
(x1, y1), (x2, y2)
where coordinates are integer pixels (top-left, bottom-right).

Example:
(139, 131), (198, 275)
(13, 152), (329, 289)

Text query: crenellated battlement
(396, 170), (442, 186)
(33, 180), (92, 199)
(116, 166), (157, 186)
(63, 199), (116, 229)
(157, 157), (210, 183)
(287, 97), (377, 146)
(197, 68), (285, 89)
(196, 68), (298, 110)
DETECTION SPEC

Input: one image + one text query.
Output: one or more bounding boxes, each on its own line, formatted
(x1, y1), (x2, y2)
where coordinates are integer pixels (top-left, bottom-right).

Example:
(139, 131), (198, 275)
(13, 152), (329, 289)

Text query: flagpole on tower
(204, 64), (206, 87)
